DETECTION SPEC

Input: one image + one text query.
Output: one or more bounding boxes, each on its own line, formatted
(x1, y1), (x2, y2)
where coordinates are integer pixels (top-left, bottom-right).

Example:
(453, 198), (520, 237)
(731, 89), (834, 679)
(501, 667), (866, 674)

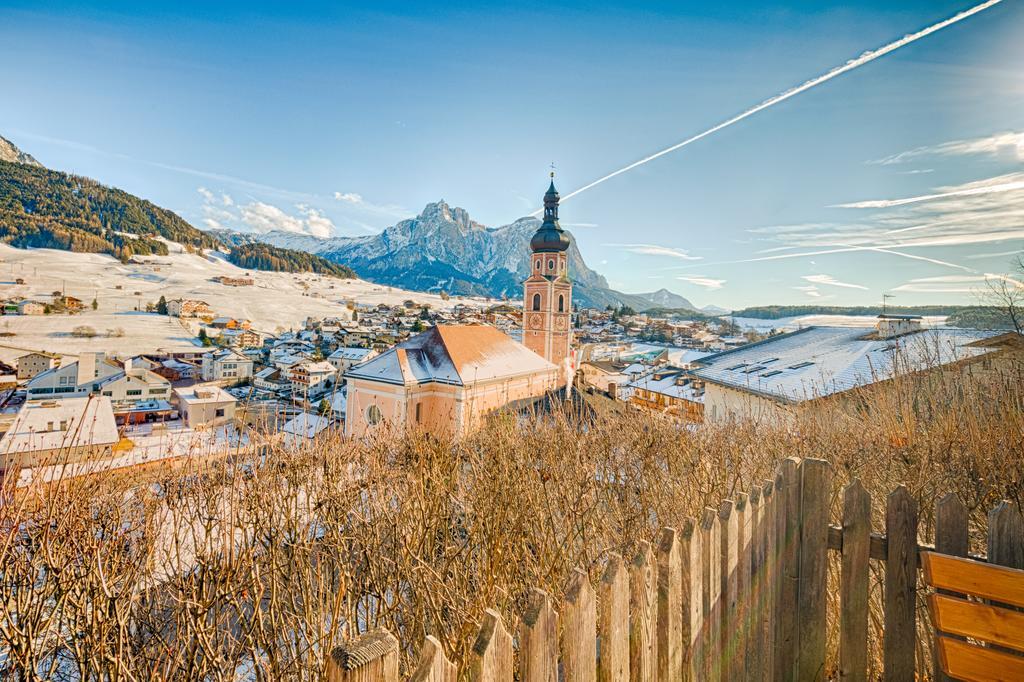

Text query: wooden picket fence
(325, 457), (1024, 681)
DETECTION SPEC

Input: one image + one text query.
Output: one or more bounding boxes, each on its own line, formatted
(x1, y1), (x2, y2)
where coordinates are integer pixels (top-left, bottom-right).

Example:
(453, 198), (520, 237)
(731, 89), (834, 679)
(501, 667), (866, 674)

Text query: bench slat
(938, 637), (1024, 682)
(930, 594), (1024, 652)
(922, 552), (1024, 608)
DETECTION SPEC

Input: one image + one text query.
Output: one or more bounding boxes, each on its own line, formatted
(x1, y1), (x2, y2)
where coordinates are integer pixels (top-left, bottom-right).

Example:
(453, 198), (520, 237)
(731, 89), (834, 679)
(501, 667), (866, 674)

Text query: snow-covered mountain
(215, 200), (684, 311)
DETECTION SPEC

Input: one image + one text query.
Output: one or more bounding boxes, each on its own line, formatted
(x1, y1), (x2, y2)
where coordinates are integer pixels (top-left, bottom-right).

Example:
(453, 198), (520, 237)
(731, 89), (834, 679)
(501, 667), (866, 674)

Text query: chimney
(77, 352), (99, 386)
(123, 357), (133, 373)
(607, 382), (617, 400)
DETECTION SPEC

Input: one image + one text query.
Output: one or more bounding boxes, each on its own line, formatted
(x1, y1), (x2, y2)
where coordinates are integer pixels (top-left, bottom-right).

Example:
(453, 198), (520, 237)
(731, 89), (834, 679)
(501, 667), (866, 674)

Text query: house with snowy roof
(691, 316), (1022, 426)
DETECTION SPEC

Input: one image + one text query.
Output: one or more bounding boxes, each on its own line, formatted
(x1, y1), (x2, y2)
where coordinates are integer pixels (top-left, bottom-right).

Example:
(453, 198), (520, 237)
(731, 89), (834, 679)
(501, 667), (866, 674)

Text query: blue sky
(1, 0), (1022, 308)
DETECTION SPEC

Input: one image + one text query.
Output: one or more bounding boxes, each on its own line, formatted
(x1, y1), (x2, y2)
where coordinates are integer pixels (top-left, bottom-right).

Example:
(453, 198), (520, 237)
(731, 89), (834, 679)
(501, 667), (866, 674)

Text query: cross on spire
(549, 161), (556, 178)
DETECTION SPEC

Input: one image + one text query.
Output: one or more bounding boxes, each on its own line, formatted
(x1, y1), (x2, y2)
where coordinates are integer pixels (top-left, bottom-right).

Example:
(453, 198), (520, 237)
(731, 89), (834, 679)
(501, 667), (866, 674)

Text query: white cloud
(793, 285), (823, 298)
(240, 202), (305, 234)
(197, 187), (215, 202)
(802, 274), (868, 290)
(831, 177), (1024, 209)
(873, 131), (1024, 165)
(891, 273), (1024, 294)
(334, 192), (363, 204)
(677, 275), (725, 290)
(221, 193), (234, 207)
(607, 243), (702, 260)
(298, 206), (335, 239)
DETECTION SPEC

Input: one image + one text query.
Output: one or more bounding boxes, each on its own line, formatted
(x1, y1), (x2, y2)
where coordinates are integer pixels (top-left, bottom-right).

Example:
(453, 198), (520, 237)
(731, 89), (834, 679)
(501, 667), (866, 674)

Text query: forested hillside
(227, 242), (356, 278)
(0, 159), (221, 260)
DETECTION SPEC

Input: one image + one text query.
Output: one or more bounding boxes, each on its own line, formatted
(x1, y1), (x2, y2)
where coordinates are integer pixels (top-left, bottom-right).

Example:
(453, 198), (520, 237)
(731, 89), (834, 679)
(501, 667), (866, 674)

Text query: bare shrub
(0, 354), (1020, 679)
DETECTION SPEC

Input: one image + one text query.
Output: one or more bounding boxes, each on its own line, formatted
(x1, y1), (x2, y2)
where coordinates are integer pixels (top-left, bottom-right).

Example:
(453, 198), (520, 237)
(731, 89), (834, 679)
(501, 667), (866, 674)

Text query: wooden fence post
(470, 609), (514, 682)
(883, 486), (918, 682)
(630, 540), (655, 675)
(520, 588), (558, 682)
(933, 493), (968, 682)
(719, 499), (738, 682)
(839, 480), (870, 682)
(700, 507), (721, 682)
(410, 635), (457, 682)
(796, 458), (830, 682)
(629, 541), (657, 682)
(656, 527), (683, 681)
(599, 553), (629, 682)
(761, 479), (776, 682)
(774, 458), (800, 681)
(327, 628), (400, 682)
(746, 486), (762, 682)
(735, 492), (750, 682)
(680, 517), (702, 681)
(988, 500), (1024, 570)
(563, 568), (597, 682)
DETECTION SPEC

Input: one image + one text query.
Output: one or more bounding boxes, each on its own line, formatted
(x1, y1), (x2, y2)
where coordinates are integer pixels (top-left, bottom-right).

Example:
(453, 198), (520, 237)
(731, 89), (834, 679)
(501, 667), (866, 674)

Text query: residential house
(26, 352), (122, 400)
(328, 347), (378, 376)
(167, 298), (213, 318)
(201, 348), (254, 382)
(17, 351), (61, 380)
(95, 364), (172, 410)
(18, 300), (46, 315)
(280, 411), (332, 450)
(174, 385), (237, 428)
(628, 366), (704, 422)
(0, 396), (119, 471)
(289, 360), (336, 396)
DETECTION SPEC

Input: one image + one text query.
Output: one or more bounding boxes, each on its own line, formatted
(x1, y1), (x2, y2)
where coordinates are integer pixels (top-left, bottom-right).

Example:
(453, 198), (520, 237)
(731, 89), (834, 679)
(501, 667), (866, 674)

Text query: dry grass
(0, 358), (1021, 680)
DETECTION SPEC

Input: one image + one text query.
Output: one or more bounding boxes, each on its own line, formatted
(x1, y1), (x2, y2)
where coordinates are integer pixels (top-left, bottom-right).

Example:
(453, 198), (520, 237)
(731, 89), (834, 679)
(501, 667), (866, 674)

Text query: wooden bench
(923, 551), (1024, 682)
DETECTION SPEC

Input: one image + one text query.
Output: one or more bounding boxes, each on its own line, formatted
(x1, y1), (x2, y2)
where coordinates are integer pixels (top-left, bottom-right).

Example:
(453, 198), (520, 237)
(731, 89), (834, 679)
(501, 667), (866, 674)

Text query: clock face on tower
(529, 313), (543, 329)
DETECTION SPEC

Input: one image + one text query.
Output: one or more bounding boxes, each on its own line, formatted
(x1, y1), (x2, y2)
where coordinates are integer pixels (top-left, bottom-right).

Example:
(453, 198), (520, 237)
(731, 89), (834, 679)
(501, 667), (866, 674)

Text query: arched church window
(366, 404), (382, 426)
(532, 293), (541, 311)
(558, 295), (565, 312)
(548, 259), (554, 270)
(535, 259), (541, 270)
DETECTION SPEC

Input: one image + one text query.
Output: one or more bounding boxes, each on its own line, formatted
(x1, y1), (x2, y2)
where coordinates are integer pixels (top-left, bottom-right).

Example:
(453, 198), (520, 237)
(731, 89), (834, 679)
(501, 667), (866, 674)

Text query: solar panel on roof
(742, 365), (766, 374)
(760, 370), (783, 378)
(758, 357), (779, 364)
(788, 361), (814, 369)
(727, 363), (747, 371)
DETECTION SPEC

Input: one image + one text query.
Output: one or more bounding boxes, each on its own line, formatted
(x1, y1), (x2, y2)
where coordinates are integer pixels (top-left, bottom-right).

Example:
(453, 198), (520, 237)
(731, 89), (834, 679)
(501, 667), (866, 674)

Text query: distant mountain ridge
(214, 201), (710, 312)
(0, 135), (41, 167)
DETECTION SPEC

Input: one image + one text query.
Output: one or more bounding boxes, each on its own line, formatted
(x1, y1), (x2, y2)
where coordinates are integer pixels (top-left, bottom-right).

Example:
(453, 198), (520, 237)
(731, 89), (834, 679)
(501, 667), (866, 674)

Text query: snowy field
(0, 244), (484, 357)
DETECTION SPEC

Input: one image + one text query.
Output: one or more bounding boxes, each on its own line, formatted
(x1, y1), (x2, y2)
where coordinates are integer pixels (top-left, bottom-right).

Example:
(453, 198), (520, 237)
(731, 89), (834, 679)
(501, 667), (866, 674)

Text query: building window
(215, 408), (225, 418)
(415, 402), (421, 423)
(126, 389), (142, 396)
(558, 295), (565, 312)
(535, 259), (541, 270)
(548, 259), (554, 270)
(366, 404), (383, 426)
(532, 293), (541, 311)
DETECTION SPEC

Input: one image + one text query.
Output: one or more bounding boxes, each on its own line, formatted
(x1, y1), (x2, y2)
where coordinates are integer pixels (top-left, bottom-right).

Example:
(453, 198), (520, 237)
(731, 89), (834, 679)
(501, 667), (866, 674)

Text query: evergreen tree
(91, 298), (98, 310)
(156, 295), (168, 315)
(318, 398), (332, 416)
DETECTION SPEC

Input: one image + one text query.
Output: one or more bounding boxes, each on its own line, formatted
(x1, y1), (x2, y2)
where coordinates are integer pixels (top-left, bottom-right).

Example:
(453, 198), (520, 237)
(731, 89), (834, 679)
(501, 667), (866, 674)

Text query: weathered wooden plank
(883, 486), (919, 682)
(774, 458), (800, 681)
(520, 588), (558, 682)
(656, 527), (683, 682)
(599, 554), (629, 682)
(746, 486), (763, 682)
(410, 636), (457, 682)
(734, 493), (750, 682)
(327, 628), (400, 682)
(470, 609), (514, 682)
(761, 479), (776, 682)
(629, 541), (657, 682)
(796, 458), (830, 682)
(839, 479), (870, 682)
(563, 568), (597, 682)
(929, 593), (1024, 651)
(679, 517), (702, 681)
(937, 636), (1024, 682)
(934, 493), (969, 682)
(700, 507), (721, 682)
(923, 553), (1024, 607)
(719, 499), (738, 682)
(988, 501), (1024, 570)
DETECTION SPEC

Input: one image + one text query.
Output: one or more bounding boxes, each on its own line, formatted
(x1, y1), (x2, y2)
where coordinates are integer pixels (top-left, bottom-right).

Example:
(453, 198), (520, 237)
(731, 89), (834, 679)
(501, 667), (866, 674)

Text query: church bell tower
(523, 174), (573, 376)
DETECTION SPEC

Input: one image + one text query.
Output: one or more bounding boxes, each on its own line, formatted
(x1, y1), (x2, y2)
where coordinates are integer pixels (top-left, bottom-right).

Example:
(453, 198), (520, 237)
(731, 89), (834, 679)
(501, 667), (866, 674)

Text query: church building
(343, 176), (575, 437)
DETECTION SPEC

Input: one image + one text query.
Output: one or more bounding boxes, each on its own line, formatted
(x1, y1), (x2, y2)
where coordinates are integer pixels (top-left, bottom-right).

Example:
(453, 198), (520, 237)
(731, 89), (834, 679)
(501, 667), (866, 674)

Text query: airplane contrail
(535, 0), (1003, 215)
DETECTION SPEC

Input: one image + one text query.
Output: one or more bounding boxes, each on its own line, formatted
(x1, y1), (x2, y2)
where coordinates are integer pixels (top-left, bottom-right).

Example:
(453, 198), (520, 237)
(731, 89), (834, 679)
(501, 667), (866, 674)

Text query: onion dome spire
(531, 170), (571, 253)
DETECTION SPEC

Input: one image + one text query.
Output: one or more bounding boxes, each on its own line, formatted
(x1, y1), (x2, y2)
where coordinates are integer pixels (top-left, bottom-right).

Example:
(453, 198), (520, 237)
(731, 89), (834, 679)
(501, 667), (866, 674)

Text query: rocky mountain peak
(0, 135), (42, 167)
